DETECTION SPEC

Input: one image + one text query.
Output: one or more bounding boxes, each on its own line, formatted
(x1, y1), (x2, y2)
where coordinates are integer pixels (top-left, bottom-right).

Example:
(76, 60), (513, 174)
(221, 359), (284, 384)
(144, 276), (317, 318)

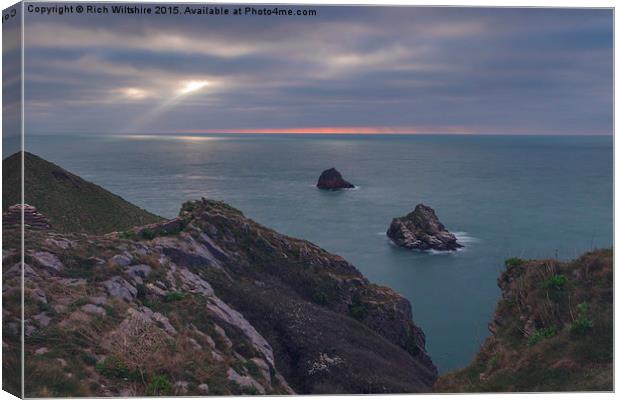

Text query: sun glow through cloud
(114, 87), (151, 100)
(121, 79), (212, 132)
(178, 80), (209, 95)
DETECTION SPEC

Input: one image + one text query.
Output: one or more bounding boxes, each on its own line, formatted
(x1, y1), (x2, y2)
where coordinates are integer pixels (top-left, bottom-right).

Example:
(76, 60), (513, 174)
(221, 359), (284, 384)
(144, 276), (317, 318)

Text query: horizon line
(175, 130), (613, 136)
(24, 131), (614, 137)
(178, 127), (471, 135)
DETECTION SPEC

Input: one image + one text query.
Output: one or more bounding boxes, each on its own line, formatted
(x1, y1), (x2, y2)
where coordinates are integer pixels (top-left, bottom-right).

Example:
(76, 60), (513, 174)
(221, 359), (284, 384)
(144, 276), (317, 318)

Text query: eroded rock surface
(387, 204), (462, 251)
(4, 199), (437, 397)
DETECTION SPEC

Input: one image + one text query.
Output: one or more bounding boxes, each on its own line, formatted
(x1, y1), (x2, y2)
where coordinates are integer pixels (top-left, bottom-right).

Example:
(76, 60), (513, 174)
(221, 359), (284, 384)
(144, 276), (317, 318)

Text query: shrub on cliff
(543, 274), (568, 291)
(146, 375), (173, 396)
(349, 295), (369, 320)
(504, 257), (525, 267)
(570, 303), (594, 337)
(95, 356), (130, 379)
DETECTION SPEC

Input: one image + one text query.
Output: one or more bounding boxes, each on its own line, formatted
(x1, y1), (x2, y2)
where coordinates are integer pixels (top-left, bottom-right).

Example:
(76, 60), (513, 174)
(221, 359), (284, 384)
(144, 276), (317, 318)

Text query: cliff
(3, 198), (437, 396)
(2, 152), (162, 234)
(435, 249), (613, 392)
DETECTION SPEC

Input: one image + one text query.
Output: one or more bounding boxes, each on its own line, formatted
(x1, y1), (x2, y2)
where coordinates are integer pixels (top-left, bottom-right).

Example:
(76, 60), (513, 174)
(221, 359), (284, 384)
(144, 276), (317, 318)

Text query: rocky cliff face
(435, 250), (612, 392)
(387, 204), (461, 251)
(3, 199), (437, 397)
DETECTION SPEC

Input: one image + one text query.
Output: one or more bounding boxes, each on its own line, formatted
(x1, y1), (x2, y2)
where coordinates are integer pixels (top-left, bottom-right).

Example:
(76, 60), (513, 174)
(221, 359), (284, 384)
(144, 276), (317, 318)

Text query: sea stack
(316, 168), (355, 190)
(387, 204), (462, 251)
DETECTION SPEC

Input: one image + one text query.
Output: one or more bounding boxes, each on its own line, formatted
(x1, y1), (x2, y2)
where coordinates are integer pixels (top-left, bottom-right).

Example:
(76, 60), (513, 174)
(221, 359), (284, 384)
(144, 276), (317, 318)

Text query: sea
(21, 133), (613, 373)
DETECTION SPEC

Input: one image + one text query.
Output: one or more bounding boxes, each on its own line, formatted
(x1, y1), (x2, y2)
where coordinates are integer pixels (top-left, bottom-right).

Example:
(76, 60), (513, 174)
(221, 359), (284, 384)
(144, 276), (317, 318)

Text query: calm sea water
(24, 134), (613, 372)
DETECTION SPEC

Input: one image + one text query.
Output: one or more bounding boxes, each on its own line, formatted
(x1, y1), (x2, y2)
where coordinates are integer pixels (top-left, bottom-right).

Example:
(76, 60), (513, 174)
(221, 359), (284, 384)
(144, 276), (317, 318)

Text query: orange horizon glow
(178, 126), (472, 135)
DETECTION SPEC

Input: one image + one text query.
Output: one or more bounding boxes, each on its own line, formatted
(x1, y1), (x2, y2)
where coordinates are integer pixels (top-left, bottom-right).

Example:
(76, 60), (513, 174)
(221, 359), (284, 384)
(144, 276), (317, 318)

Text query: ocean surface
(24, 134), (613, 372)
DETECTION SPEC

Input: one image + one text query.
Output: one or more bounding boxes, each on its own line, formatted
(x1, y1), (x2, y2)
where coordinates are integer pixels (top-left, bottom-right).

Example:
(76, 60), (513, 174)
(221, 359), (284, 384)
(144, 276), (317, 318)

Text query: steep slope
(3, 152), (162, 234)
(3, 199), (437, 397)
(435, 250), (613, 392)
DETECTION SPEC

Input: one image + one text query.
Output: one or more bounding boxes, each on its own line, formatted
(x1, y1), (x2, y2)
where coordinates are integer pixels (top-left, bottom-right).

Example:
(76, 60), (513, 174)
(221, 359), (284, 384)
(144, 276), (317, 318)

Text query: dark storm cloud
(21, 4), (612, 135)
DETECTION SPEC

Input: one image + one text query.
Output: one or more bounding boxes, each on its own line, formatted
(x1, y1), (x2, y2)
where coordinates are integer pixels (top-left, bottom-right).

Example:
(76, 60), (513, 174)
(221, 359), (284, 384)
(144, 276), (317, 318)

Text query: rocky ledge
(316, 168), (355, 190)
(3, 199), (437, 397)
(3, 204), (52, 230)
(387, 204), (462, 251)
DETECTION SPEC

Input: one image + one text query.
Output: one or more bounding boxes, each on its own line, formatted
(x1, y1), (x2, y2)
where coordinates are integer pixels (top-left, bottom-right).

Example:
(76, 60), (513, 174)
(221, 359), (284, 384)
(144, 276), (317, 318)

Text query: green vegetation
(543, 274), (568, 291)
(25, 358), (88, 396)
(244, 361), (261, 380)
(146, 375), (173, 396)
(527, 326), (557, 346)
(404, 334), (421, 356)
(570, 318), (594, 336)
(435, 249), (612, 392)
(119, 230), (137, 239)
(244, 385), (259, 395)
(2, 151), (162, 234)
(164, 291), (185, 302)
(136, 283), (147, 299)
(570, 302), (594, 337)
(181, 201), (196, 213)
(68, 297), (90, 312)
(310, 278), (339, 306)
(348, 295), (369, 320)
(140, 228), (156, 240)
(120, 222), (186, 241)
(95, 356), (130, 379)
(504, 257), (525, 267)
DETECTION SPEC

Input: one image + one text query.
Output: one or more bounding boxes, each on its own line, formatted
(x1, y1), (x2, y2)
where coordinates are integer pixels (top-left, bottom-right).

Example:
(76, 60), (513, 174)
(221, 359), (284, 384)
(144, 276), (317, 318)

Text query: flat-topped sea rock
(316, 168), (355, 190)
(387, 204), (462, 251)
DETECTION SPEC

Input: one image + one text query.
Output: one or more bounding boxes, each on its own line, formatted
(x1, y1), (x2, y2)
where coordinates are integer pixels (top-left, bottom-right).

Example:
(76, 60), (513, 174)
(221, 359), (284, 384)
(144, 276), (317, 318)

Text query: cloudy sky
(16, 5), (613, 135)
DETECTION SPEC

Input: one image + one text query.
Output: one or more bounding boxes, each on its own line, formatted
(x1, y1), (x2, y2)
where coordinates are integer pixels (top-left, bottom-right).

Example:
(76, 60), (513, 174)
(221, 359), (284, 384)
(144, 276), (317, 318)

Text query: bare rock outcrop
(387, 204), (462, 251)
(3, 204), (52, 230)
(316, 168), (355, 190)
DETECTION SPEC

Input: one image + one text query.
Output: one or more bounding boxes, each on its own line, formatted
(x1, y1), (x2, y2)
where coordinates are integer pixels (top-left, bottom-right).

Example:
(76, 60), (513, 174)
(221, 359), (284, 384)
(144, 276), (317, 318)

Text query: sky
(11, 5), (614, 135)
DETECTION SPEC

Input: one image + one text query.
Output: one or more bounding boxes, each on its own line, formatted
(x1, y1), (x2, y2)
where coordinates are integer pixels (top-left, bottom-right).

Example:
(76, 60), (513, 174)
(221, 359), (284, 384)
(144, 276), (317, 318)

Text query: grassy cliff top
(3, 151), (162, 234)
(435, 249), (613, 392)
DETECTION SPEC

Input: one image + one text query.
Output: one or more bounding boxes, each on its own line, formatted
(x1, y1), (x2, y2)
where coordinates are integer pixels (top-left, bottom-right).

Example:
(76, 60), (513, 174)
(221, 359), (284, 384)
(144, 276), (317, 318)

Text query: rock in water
(387, 204), (462, 251)
(316, 168), (355, 190)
